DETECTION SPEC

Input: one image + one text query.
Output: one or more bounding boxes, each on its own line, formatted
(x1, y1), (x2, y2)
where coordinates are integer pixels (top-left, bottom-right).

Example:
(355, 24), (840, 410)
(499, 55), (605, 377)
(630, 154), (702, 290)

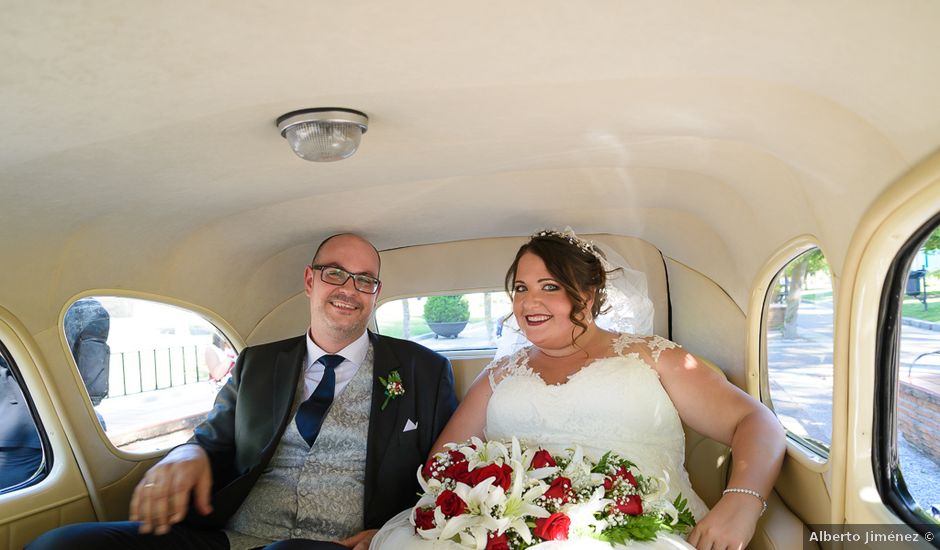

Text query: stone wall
(898, 380), (940, 461)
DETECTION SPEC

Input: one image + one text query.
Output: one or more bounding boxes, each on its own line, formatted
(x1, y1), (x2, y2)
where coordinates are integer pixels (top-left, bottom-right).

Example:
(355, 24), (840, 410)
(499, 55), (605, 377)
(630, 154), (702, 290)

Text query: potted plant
(424, 295), (470, 338)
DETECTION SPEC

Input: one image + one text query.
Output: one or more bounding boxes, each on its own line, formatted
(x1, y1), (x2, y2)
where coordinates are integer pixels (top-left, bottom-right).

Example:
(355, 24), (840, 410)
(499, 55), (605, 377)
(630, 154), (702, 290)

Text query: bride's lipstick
(525, 314), (551, 326)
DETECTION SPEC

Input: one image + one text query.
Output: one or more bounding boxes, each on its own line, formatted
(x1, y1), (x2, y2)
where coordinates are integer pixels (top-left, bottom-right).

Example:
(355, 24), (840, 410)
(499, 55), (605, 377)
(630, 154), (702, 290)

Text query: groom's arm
(127, 349), (249, 533)
(190, 347), (245, 483)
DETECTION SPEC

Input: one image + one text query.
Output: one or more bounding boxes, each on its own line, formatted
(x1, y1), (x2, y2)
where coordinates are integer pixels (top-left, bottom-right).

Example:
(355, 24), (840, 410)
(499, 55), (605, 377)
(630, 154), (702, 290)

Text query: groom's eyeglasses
(311, 264), (381, 294)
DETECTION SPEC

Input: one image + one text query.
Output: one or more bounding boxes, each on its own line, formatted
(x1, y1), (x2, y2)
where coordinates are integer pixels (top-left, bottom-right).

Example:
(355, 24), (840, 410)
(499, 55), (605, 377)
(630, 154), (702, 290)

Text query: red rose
(618, 467), (638, 487)
(605, 466), (638, 490)
(436, 489), (468, 518)
(531, 449), (557, 469)
(448, 450), (466, 462)
(422, 457), (439, 480)
(485, 532), (511, 550)
(534, 512), (571, 541)
(471, 463), (513, 491)
(543, 476), (572, 503)
(443, 460), (472, 484)
(414, 507), (436, 530)
(613, 494), (643, 516)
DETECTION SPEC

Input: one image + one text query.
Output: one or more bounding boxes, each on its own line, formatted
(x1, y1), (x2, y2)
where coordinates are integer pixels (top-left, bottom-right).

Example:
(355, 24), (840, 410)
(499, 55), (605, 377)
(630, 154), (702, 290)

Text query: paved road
(96, 381), (217, 450)
(767, 298), (939, 510)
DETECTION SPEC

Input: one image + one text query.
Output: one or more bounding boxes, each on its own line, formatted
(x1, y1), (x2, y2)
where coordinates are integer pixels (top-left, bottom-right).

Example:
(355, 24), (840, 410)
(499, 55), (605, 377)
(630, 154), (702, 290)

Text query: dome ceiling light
(276, 108), (369, 162)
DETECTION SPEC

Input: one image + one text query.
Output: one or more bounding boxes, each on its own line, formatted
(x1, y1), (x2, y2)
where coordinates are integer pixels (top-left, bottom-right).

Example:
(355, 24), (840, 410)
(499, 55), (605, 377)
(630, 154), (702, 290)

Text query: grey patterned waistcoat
(225, 347), (374, 550)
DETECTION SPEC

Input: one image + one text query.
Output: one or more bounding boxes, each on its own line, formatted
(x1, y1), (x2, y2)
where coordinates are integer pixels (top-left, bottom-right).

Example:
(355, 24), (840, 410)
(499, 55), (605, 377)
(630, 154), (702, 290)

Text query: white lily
(439, 510), (482, 541)
(497, 458), (550, 544)
(511, 437), (525, 462)
(469, 439), (509, 470)
(645, 470), (670, 500)
(528, 465), (559, 480)
(563, 486), (611, 535)
(414, 508), (449, 541)
(636, 470), (683, 523)
(457, 530), (482, 550)
(417, 463), (445, 495)
(483, 484), (509, 512)
(453, 478), (496, 513)
(569, 445), (584, 468)
(560, 446), (607, 493)
(415, 493), (437, 510)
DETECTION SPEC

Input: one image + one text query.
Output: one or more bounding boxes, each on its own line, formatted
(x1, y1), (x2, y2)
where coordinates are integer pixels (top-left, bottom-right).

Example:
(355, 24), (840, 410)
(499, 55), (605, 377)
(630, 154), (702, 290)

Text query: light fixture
(276, 108), (369, 162)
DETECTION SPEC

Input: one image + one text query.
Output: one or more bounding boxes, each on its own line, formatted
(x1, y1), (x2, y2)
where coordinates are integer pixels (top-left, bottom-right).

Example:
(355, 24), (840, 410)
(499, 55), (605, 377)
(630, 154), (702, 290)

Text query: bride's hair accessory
(722, 487), (768, 516)
(532, 228), (602, 260)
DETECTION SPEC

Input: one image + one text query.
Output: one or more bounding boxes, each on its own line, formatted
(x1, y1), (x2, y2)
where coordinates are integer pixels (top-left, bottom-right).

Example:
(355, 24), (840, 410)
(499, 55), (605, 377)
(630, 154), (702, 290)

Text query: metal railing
(109, 345), (210, 397)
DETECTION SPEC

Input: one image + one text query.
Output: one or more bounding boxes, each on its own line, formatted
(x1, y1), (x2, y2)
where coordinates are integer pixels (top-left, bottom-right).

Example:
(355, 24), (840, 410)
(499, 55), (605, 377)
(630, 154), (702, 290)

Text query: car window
(0, 345), (47, 493)
(892, 226), (940, 520)
(376, 292), (513, 353)
(63, 297), (235, 453)
(762, 248), (834, 456)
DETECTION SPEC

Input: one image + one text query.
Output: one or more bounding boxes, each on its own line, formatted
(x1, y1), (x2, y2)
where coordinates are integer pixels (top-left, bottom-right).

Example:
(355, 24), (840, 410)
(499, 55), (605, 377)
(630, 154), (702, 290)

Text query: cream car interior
(2, 1), (940, 549)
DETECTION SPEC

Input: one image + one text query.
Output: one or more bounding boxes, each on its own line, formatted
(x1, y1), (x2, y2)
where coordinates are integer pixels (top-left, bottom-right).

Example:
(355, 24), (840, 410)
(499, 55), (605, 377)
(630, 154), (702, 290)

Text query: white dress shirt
(303, 330), (369, 400)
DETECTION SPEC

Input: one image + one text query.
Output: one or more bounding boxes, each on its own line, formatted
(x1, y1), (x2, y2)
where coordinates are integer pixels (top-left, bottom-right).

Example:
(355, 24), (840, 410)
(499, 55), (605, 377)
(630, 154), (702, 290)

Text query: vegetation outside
(902, 292), (940, 323)
(378, 320), (433, 339)
(423, 295), (471, 323)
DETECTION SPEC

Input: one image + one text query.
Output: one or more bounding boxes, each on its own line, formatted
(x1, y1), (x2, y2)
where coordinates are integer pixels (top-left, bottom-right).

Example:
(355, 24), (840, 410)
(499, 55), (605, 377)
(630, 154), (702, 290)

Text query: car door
(840, 153), (940, 542)
(0, 309), (95, 550)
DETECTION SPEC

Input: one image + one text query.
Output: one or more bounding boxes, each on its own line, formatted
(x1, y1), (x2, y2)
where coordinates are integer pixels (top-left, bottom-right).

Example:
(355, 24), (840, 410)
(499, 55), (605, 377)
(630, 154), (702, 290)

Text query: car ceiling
(2, 1), (939, 335)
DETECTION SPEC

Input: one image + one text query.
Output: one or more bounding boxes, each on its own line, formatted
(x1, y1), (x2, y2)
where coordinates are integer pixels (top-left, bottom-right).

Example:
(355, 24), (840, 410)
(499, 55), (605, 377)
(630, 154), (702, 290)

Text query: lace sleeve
(485, 348), (531, 390)
(613, 333), (681, 362)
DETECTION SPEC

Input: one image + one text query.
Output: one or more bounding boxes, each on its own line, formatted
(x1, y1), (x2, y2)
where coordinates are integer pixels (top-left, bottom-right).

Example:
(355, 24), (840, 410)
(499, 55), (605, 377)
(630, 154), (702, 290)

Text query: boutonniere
(379, 370), (405, 410)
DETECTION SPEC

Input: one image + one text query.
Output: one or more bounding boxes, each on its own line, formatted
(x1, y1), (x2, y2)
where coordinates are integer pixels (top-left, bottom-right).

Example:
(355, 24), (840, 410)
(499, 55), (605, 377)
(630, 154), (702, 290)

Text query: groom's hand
(337, 528), (378, 550)
(129, 444), (213, 535)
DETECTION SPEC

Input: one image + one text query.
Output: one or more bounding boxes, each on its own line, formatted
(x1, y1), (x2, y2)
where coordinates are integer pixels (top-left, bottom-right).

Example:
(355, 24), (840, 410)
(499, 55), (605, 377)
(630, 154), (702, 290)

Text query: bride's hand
(686, 492), (763, 550)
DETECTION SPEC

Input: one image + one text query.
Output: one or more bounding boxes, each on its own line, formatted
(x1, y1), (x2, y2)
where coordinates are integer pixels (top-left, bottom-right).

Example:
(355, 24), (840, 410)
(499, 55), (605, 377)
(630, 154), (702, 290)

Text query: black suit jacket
(187, 331), (457, 530)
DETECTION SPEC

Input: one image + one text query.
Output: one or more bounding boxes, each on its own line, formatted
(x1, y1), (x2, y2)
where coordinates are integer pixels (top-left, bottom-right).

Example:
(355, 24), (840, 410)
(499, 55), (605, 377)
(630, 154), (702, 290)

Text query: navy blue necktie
(295, 354), (345, 447)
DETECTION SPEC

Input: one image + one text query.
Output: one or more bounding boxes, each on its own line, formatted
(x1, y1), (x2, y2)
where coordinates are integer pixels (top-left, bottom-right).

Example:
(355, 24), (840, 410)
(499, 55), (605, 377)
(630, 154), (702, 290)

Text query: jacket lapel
(363, 331), (403, 515)
(263, 336), (306, 460)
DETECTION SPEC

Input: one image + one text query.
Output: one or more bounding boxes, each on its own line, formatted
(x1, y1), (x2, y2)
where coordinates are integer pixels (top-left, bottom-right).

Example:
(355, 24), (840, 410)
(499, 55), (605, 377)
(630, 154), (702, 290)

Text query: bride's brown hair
(504, 232), (610, 337)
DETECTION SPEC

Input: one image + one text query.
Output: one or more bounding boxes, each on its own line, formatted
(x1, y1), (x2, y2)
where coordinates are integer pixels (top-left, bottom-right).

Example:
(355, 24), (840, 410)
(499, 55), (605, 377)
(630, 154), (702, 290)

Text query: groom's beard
(319, 289), (372, 339)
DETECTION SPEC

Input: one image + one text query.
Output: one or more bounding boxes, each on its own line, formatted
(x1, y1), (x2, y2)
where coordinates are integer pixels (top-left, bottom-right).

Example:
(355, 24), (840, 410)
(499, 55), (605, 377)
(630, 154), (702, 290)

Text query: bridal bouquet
(411, 437), (695, 549)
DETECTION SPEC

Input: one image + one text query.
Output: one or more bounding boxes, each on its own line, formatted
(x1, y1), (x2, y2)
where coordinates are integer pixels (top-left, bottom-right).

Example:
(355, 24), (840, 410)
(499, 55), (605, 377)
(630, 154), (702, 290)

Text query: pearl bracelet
(722, 488), (768, 516)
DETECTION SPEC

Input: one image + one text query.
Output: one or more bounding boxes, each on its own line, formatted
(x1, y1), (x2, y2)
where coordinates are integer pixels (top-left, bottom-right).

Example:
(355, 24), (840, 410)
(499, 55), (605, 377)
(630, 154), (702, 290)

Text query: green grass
(902, 291), (940, 322)
(378, 319), (433, 338)
(378, 316), (488, 338)
(801, 290), (833, 302)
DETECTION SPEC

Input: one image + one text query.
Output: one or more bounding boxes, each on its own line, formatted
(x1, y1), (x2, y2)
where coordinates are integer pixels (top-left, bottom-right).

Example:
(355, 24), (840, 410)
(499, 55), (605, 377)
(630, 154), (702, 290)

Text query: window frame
(873, 212), (940, 533)
(59, 291), (243, 458)
(0, 340), (52, 495)
(758, 242), (835, 462)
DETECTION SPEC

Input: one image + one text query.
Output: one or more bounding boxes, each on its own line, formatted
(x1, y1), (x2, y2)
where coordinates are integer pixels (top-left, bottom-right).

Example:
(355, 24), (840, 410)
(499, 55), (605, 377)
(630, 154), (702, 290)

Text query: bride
(371, 230), (785, 550)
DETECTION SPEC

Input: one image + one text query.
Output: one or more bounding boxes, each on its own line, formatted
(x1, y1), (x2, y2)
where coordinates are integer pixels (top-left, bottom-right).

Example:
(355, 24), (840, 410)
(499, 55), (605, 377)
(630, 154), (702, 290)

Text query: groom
(29, 233), (458, 550)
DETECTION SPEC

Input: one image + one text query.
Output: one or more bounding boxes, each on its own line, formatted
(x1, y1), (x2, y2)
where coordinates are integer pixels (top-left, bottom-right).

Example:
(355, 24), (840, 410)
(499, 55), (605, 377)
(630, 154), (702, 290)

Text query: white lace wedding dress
(370, 335), (709, 549)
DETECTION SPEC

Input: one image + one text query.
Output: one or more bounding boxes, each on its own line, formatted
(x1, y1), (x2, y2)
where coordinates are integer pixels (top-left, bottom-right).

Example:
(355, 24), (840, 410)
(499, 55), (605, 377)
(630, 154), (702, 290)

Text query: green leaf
(671, 494), (697, 533)
(601, 515), (664, 542)
(591, 451), (612, 474)
(423, 295), (470, 323)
